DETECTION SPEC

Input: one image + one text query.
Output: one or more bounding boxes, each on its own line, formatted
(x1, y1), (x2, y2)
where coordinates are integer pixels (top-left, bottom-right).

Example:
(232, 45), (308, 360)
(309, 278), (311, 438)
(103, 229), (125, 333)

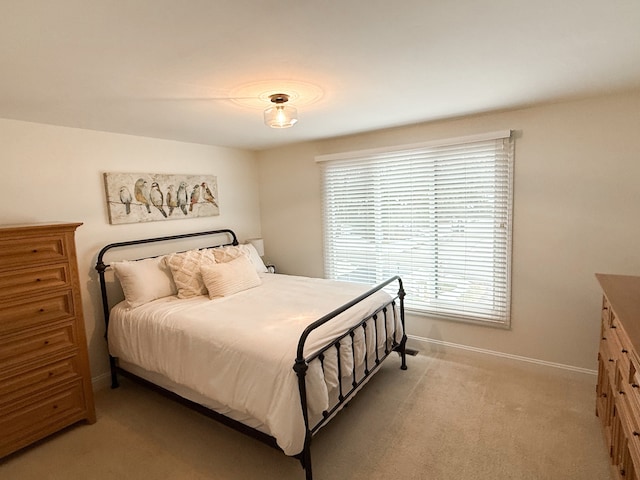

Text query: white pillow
(240, 243), (268, 273)
(212, 244), (268, 273)
(112, 256), (177, 309)
(201, 255), (262, 298)
(164, 248), (216, 298)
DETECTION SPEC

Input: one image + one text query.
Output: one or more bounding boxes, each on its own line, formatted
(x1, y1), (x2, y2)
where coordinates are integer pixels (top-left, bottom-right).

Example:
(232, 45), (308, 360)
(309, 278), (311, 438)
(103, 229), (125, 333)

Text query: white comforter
(108, 273), (402, 455)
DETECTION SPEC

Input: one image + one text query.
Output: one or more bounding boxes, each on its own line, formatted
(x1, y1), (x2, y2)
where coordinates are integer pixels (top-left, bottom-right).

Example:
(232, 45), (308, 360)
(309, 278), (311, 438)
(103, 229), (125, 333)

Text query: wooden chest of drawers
(0, 223), (95, 458)
(596, 274), (640, 480)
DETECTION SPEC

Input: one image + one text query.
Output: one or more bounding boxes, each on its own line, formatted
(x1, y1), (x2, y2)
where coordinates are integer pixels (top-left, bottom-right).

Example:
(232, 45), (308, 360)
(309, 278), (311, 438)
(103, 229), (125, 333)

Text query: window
(318, 131), (514, 327)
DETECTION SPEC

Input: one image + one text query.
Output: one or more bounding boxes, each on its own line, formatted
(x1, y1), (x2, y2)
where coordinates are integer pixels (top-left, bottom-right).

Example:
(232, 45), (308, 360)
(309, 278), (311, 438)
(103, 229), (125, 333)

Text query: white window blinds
(319, 131), (514, 327)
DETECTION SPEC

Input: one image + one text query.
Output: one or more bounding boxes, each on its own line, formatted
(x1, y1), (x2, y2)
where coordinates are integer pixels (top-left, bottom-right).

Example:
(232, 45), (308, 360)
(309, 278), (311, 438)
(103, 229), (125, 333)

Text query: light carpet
(0, 349), (612, 479)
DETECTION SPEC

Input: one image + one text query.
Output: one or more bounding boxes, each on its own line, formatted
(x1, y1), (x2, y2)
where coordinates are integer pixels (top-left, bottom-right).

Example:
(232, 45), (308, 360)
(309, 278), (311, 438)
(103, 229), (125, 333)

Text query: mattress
(108, 273), (402, 455)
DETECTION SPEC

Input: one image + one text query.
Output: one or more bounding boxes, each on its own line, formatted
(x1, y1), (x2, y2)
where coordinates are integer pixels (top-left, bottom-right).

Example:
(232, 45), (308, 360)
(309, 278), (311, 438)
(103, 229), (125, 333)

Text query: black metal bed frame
(95, 228), (407, 480)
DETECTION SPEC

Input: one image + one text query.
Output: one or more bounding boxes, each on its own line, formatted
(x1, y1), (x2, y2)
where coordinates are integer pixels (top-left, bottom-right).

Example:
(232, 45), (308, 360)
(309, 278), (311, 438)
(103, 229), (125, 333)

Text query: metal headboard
(95, 228), (239, 384)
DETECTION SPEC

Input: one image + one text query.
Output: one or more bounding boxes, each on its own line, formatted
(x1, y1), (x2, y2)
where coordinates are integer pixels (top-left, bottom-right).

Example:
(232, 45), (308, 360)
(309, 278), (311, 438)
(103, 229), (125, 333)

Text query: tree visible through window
(318, 131), (514, 327)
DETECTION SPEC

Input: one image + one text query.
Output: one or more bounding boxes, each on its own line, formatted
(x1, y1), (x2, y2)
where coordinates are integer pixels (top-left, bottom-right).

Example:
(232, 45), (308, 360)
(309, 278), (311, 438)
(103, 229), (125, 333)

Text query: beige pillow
(212, 245), (246, 263)
(201, 255), (262, 298)
(112, 256), (177, 309)
(213, 244), (268, 273)
(164, 248), (216, 298)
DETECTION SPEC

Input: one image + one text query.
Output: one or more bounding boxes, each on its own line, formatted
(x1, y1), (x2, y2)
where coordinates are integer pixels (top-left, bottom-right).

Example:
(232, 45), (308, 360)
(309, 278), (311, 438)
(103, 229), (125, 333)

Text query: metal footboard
(294, 275), (407, 480)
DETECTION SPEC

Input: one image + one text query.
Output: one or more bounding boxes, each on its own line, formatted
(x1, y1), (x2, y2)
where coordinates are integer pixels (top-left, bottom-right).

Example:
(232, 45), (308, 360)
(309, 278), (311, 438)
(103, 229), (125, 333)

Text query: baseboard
(407, 334), (597, 376)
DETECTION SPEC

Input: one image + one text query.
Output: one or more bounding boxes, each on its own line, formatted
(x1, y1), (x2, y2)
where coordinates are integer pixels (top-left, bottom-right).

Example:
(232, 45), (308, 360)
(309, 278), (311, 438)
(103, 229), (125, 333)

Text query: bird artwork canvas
(103, 172), (220, 224)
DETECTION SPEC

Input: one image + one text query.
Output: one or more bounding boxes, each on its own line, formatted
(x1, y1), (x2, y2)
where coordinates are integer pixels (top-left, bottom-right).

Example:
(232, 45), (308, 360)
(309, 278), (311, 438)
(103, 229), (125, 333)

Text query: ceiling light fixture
(263, 93), (298, 128)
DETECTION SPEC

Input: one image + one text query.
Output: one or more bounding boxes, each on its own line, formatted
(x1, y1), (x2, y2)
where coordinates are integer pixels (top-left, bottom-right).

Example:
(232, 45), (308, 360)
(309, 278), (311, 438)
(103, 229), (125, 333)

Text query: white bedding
(108, 273), (402, 455)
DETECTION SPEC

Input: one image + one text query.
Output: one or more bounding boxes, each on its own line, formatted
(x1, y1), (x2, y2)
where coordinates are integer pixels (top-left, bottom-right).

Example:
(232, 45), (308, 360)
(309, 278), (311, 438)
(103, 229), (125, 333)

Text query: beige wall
(256, 90), (640, 370)
(0, 119), (261, 382)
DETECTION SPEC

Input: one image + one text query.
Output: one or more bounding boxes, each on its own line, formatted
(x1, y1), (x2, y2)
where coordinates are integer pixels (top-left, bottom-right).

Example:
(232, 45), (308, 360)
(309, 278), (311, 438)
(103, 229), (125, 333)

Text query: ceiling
(1, 1), (639, 151)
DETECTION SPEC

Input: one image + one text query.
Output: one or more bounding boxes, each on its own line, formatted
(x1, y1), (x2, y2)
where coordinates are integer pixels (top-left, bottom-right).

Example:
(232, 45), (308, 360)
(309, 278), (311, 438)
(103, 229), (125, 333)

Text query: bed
(95, 228), (407, 479)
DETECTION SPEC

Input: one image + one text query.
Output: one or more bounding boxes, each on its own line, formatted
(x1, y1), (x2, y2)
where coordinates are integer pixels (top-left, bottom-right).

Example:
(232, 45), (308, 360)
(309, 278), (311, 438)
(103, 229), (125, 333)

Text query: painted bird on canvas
(201, 182), (218, 208)
(150, 182), (167, 218)
(177, 182), (189, 215)
(166, 184), (177, 216)
(189, 184), (201, 212)
(119, 186), (132, 214)
(134, 178), (151, 213)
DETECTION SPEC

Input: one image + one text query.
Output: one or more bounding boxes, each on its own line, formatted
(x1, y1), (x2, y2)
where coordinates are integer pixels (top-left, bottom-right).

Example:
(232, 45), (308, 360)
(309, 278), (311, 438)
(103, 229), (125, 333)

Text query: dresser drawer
(0, 380), (86, 457)
(612, 319), (633, 376)
(0, 290), (74, 335)
(602, 296), (613, 325)
(0, 264), (70, 300)
(0, 355), (80, 406)
(602, 309), (632, 369)
(0, 234), (68, 270)
(0, 323), (76, 373)
(600, 336), (618, 385)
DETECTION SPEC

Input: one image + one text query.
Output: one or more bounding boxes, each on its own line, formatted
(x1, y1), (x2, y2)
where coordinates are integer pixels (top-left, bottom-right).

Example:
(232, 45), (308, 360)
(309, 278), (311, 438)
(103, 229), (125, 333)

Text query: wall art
(103, 172), (219, 224)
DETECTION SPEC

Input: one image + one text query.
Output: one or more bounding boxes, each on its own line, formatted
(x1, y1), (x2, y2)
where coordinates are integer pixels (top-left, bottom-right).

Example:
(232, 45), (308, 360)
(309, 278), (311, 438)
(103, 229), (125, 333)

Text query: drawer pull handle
(634, 432), (640, 437)
(620, 390), (626, 395)
(623, 349), (629, 353)
(611, 325), (617, 329)
(609, 359), (615, 362)
(602, 393), (608, 398)
(633, 384), (639, 389)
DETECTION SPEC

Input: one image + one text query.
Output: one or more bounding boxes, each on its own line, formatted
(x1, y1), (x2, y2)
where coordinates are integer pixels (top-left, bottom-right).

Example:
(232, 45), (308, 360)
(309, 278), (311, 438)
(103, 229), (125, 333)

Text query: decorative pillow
(212, 244), (245, 263)
(201, 255), (262, 298)
(213, 244), (268, 273)
(164, 248), (216, 298)
(112, 256), (177, 309)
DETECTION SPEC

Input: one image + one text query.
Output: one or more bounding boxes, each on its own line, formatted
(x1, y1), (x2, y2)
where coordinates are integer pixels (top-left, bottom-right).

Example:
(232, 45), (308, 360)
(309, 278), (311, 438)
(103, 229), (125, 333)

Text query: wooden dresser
(0, 223), (96, 458)
(596, 273), (640, 479)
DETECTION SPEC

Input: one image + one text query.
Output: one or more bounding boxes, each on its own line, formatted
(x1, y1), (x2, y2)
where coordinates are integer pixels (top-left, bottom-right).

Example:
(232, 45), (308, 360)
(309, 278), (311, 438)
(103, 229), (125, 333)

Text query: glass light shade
(264, 104), (298, 128)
